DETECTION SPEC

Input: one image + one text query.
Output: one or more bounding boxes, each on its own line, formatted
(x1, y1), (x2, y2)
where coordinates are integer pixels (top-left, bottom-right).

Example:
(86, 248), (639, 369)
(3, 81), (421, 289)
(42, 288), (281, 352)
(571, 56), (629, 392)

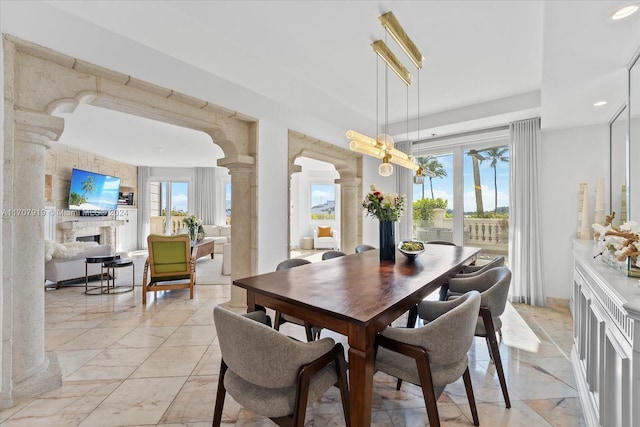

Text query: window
(225, 181), (232, 225)
(310, 184), (336, 220)
(149, 180), (189, 235)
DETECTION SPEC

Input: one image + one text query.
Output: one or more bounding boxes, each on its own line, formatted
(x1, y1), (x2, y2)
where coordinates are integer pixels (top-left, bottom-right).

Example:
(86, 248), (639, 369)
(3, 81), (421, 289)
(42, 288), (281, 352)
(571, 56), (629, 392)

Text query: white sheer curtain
(137, 166), (150, 249)
(395, 140), (413, 241)
(194, 167), (217, 225)
(509, 118), (546, 306)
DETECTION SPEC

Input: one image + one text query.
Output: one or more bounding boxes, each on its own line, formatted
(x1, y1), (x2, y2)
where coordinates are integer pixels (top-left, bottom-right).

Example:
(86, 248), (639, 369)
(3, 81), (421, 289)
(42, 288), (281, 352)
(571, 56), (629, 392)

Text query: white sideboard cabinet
(571, 239), (640, 427)
(116, 208), (138, 252)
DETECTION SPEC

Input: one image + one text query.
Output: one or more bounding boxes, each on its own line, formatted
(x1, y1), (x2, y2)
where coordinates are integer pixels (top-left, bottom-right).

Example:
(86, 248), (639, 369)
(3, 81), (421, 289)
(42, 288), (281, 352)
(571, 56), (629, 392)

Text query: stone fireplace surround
(58, 218), (124, 250)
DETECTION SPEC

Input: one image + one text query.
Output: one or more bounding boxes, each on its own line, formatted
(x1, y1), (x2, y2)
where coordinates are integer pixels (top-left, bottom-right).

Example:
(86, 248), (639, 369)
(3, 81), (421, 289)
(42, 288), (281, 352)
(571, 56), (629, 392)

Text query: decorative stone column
(336, 177), (361, 254)
(218, 155), (255, 308)
(8, 111), (63, 402)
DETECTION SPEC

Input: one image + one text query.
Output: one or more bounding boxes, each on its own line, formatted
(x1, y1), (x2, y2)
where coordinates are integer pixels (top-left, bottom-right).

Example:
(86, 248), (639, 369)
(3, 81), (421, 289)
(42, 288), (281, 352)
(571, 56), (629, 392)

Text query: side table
(102, 258), (135, 294)
(85, 254), (121, 295)
(301, 237), (314, 250)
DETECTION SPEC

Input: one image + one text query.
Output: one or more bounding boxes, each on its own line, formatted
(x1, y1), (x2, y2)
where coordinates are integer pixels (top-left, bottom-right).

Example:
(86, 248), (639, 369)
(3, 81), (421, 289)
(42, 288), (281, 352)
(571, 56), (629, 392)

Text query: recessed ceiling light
(156, 147), (165, 151)
(593, 101), (608, 107)
(611, 3), (639, 20)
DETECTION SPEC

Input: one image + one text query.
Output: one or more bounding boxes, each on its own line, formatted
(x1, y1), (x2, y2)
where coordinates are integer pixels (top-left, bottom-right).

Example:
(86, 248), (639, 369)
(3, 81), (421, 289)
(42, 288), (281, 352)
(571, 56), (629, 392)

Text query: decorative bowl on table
(398, 240), (425, 260)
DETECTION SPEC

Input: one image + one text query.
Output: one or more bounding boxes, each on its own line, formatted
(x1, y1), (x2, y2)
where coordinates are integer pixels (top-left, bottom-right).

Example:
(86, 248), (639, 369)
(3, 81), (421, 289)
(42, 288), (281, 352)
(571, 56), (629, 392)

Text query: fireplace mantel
(58, 219), (125, 231)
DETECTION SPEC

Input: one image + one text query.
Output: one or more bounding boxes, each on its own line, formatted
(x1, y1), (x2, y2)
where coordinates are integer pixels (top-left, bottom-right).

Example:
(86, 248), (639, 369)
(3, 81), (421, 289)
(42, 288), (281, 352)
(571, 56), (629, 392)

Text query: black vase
(379, 220), (396, 262)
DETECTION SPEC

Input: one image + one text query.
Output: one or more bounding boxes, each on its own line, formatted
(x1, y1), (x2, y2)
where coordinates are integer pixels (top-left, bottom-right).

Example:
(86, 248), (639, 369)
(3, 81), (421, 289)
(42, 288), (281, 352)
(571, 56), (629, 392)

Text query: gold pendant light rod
(379, 11), (424, 70)
(349, 10), (425, 178)
(371, 40), (411, 86)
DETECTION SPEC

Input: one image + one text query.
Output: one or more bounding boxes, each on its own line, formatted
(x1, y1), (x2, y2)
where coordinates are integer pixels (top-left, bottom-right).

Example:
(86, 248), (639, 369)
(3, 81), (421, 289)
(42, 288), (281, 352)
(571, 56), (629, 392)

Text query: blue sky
(311, 184), (335, 207)
(161, 182), (189, 213)
(412, 150), (510, 212)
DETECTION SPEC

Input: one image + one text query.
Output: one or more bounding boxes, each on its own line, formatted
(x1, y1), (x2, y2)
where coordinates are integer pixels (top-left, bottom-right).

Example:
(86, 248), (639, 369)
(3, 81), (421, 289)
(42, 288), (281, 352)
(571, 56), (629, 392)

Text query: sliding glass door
(413, 135), (510, 264)
(413, 153), (454, 243)
(149, 180), (190, 235)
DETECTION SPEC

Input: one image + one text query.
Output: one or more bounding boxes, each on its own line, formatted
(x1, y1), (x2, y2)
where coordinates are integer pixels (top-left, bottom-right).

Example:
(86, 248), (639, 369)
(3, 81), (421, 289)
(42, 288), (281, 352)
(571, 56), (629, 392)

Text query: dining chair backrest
(458, 256), (505, 277)
(448, 267), (511, 318)
(426, 240), (456, 246)
(322, 250), (346, 260)
(276, 258), (312, 271)
(355, 244), (375, 253)
(214, 305), (335, 388)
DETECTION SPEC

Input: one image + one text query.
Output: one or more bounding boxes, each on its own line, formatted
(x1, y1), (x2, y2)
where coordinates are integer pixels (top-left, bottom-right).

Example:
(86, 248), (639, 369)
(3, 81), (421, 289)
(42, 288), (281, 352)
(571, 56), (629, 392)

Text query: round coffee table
(85, 254), (120, 295)
(102, 258), (135, 294)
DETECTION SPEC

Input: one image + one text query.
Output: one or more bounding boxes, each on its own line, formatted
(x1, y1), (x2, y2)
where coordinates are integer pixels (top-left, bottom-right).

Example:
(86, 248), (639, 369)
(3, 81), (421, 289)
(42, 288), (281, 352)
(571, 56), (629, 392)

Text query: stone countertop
(572, 239), (640, 319)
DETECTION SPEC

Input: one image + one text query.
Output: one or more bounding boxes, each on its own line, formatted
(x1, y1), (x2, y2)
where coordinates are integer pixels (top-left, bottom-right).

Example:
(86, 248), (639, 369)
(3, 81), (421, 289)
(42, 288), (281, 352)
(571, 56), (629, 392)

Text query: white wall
(539, 123), (609, 300)
(257, 121), (289, 274)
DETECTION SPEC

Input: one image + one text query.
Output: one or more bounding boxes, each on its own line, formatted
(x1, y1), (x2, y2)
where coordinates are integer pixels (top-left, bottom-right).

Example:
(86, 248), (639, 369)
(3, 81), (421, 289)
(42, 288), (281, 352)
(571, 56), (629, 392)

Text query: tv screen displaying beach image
(68, 169), (121, 211)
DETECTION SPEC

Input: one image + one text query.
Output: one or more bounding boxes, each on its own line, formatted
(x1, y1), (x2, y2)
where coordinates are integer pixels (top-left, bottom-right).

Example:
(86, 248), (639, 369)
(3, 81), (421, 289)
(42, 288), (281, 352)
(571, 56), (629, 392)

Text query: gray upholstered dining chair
(212, 306), (350, 427)
(273, 258), (317, 341)
(321, 250), (347, 260)
(457, 255), (506, 277)
(404, 240), (458, 327)
(375, 291), (481, 427)
(445, 267), (512, 408)
(445, 255), (506, 301)
(355, 244), (375, 253)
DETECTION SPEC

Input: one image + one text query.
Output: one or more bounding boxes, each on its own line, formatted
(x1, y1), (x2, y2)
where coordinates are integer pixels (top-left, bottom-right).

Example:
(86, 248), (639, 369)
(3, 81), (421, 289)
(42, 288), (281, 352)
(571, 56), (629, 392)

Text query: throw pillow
(317, 226), (332, 238)
(44, 240), (100, 261)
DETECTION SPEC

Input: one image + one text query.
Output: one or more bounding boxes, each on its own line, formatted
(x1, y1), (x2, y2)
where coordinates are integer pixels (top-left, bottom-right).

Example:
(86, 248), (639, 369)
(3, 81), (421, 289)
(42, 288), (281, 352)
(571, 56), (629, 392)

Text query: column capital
(14, 110), (64, 148)
(217, 155), (255, 175)
(335, 177), (361, 187)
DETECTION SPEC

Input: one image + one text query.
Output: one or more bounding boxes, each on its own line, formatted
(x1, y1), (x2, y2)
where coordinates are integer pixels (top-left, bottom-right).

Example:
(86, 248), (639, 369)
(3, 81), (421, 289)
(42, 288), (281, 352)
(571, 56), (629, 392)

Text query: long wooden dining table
(233, 244), (481, 427)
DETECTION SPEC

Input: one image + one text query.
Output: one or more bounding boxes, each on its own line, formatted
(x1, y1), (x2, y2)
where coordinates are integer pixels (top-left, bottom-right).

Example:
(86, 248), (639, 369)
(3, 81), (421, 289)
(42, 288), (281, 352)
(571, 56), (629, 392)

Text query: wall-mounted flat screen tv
(68, 168), (121, 213)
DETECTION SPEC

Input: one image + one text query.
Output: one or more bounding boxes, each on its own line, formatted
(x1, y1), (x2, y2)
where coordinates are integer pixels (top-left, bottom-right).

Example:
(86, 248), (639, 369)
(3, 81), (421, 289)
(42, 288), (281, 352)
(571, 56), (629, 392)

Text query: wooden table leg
(347, 343), (375, 426)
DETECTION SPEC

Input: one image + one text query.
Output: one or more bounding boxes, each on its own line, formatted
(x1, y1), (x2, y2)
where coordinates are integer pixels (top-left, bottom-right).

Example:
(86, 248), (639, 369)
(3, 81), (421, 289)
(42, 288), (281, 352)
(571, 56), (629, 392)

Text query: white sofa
(313, 226), (339, 250)
(45, 242), (112, 288)
(202, 225), (231, 253)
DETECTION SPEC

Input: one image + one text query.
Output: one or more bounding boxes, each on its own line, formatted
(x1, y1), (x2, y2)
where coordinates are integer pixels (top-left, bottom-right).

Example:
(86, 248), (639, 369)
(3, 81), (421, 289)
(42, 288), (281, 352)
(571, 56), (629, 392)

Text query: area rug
(194, 256), (230, 285)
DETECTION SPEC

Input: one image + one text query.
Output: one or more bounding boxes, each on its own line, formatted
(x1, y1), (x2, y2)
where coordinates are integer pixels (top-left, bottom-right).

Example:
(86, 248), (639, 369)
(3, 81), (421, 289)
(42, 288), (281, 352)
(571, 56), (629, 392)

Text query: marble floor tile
(130, 345), (208, 378)
(1, 271), (584, 426)
(77, 377), (188, 426)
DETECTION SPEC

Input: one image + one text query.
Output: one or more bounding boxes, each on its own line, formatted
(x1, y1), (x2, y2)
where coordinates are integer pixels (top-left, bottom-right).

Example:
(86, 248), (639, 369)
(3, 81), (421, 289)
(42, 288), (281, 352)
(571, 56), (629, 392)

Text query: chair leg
(438, 283), (450, 301)
(406, 304), (418, 328)
(485, 336), (494, 362)
(462, 367), (480, 426)
(481, 309), (511, 408)
(416, 359), (440, 427)
(334, 345), (351, 427)
(397, 303), (418, 391)
(212, 361), (228, 427)
(274, 311), (282, 331)
(303, 322), (314, 342)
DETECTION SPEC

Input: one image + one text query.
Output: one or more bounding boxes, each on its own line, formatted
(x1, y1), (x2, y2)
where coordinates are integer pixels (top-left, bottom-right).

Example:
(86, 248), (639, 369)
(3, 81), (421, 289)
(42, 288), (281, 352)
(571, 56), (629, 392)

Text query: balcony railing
(414, 217), (508, 256)
(150, 216), (188, 235)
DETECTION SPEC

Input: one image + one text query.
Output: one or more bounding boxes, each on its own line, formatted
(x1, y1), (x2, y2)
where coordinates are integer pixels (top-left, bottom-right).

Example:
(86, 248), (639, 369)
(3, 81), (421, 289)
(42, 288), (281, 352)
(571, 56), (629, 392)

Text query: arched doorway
(287, 131), (362, 254)
(1, 35), (256, 407)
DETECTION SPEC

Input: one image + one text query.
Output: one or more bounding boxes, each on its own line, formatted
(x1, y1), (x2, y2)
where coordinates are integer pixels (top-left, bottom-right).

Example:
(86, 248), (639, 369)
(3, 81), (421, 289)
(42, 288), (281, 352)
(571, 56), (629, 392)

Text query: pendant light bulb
(379, 155), (393, 177)
(413, 167), (425, 184)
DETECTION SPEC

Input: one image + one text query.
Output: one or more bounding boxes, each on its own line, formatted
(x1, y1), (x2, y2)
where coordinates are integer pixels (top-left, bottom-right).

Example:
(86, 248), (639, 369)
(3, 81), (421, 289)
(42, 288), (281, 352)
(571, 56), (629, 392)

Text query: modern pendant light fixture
(347, 11), (429, 180)
(611, 3), (639, 20)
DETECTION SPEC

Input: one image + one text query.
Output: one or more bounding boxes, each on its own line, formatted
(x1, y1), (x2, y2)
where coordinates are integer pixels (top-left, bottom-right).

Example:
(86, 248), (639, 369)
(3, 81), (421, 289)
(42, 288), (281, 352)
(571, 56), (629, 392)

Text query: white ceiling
(2, 1), (640, 167)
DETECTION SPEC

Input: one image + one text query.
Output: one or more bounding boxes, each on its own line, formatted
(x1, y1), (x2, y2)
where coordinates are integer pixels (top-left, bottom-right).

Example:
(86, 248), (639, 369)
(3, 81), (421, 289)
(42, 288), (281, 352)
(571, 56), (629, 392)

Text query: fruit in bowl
(398, 240), (425, 260)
